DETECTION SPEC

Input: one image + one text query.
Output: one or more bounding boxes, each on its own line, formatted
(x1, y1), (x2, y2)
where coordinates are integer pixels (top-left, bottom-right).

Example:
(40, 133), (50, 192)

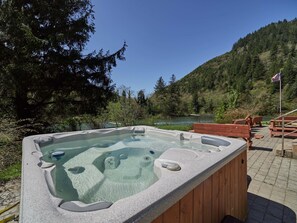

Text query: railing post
(281, 116), (285, 157)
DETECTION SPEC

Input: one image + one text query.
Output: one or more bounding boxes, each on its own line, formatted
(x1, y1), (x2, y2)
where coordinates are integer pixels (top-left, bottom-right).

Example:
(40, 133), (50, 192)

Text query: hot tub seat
(59, 200), (112, 212)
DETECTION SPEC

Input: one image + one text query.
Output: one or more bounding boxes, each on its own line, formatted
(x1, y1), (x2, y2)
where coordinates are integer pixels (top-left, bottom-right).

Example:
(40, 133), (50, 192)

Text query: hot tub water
(40, 132), (220, 205)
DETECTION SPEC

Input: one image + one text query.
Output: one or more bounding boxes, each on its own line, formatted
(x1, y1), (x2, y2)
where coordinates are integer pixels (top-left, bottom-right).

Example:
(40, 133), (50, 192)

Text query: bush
(215, 108), (251, 124)
(214, 103), (227, 123)
(0, 119), (39, 173)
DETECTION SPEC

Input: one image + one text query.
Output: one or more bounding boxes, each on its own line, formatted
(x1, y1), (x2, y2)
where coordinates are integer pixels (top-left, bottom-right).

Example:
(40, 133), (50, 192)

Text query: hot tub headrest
(133, 127), (145, 135)
(201, 136), (231, 147)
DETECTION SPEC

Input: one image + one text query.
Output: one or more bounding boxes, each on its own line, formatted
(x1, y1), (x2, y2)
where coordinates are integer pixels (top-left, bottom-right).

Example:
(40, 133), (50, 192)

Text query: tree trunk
(15, 91), (31, 120)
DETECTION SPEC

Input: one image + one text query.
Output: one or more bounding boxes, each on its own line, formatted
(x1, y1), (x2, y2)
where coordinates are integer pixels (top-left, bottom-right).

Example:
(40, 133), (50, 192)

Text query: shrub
(216, 108), (251, 124)
(0, 119), (39, 171)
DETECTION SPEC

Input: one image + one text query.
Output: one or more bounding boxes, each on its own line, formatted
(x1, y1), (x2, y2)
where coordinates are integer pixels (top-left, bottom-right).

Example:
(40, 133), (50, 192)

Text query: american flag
(271, 73), (281, 82)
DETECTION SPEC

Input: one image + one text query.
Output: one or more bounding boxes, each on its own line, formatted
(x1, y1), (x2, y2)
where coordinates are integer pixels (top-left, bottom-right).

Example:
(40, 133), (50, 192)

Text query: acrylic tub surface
(20, 126), (246, 223)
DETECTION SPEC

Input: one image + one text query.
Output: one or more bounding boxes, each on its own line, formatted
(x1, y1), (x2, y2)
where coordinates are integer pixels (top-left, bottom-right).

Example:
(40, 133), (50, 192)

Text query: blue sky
(87, 0), (297, 95)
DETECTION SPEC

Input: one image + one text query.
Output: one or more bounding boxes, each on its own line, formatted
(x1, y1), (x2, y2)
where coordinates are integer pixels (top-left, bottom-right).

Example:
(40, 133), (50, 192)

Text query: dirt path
(0, 178), (21, 222)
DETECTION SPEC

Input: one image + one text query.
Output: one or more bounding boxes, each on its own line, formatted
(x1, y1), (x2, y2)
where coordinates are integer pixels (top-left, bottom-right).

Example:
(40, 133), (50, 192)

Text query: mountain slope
(176, 19), (297, 115)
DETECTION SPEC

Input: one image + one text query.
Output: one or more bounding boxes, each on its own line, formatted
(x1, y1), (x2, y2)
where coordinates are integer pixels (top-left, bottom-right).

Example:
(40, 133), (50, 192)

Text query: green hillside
(176, 19), (297, 115)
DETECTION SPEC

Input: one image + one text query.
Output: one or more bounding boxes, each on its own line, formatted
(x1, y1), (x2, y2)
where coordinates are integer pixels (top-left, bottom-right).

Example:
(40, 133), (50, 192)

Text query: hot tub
(20, 126), (247, 223)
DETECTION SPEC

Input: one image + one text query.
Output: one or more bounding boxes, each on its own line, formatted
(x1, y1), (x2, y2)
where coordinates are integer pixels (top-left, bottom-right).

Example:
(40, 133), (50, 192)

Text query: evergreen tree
(169, 74), (176, 85)
(153, 76), (167, 115)
(250, 55), (265, 80)
(192, 92), (199, 113)
(283, 57), (295, 85)
(137, 90), (147, 107)
(286, 76), (297, 100)
(0, 0), (126, 120)
(154, 76), (166, 94)
(165, 74), (181, 116)
(270, 43), (278, 60)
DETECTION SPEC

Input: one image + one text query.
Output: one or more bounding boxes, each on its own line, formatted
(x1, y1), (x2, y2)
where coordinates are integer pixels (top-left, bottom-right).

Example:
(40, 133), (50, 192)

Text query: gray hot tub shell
(20, 126), (246, 223)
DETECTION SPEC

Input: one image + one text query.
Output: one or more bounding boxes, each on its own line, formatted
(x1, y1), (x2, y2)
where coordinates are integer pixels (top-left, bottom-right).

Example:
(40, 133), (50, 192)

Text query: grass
(262, 121), (270, 126)
(0, 118), (37, 184)
(0, 162), (21, 183)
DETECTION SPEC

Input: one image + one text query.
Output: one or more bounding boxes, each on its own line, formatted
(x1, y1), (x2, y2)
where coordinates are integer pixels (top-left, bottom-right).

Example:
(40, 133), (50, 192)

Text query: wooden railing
(271, 109), (297, 156)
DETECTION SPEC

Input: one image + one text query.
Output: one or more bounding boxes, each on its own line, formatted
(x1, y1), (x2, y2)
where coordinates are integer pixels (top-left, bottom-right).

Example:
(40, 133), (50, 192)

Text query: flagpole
(271, 71), (284, 156)
(279, 71), (284, 157)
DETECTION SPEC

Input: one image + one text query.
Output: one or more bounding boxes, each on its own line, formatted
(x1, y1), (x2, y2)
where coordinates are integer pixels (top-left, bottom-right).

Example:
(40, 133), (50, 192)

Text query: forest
(177, 19), (297, 116)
